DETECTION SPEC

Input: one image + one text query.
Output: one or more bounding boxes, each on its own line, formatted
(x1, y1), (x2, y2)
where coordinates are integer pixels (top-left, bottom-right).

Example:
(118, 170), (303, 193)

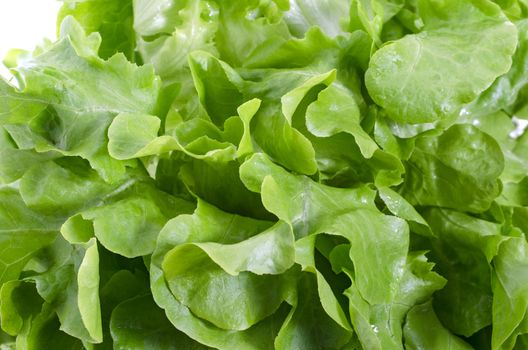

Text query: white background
(0, 0), (61, 78)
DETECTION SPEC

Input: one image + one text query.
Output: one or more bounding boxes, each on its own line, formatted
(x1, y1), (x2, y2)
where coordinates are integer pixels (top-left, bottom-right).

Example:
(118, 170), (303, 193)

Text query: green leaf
(240, 153), (377, 238)
(188, 51), (245, 127)
(294, 235), (353, 332)
(160, 207), (294, 331)
(425, 208), (506, 336)
(28, 237), (102, 344)
(16, 17), (160, 115)
(165, 221), (294, 276)
(0, 128), (57, 184)
(365, 0), (518, 123)
(459, 111), (528, 185)
(58, 0), (135, 60)
(402, 124), (504, 213)
(328, 210), (410, 304)
(344, 251), (446, 350)
(403, 301), (473, 350)
(378, 186), (432, 236)
(107, 113), (171, 160)
(15, 303), (84, 350)
(214, 0), (290, 67)
(306, 83), (379, 158)
(135, 0), (218, 83)
(243, 27), (339, 69)
(492, 237), (528, 350)
(85, 196), (191, 258)
(236, 98), (261, 158)
(0, 79), (47, 126)
(274, 273), (352, 350)
(7, 17), (160, 182)
(60, 180), (195, 258)
(0, 188), (59, 287)
(0, 281), (43, 336)
(110, 295), (211, 349)
(281, 70), (335, 124)
(466, 19), (528, 116)
(180, 158), (270, 219)
(19, 159), (115, 216)
(3, 1), (528, 348)
(283, 0), (352, 38)
(251, 103), (318, 175)
(108, 113), (236, 162)
(76, 238), (102, 342)
(151, 200), (291, 349)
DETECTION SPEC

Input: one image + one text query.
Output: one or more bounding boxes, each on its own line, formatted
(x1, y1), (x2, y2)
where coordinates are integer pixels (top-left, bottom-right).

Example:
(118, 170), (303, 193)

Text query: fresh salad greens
(1, 0), (528, 349)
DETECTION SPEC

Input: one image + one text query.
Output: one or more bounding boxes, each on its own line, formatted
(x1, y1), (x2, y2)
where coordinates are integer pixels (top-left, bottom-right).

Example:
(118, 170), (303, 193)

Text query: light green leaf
(58, 0), (135, 60)
(0, 79), (47, 126)
(108, 113), (236, 162)
(19, 159), (115, 216)
(0, 188), (59, 287)
(251, 103), (318, 175)
(28, 236), (102, 344)
(60, 214), (94, 244)
(151, 200), (291, 348)
(76, 238), (101, 342)
(0, 128), (57, 184)
(306, 83), (378, 158)
(214, 0), (290, 66)
(107, 113), (172, 160)
(284, 0), (352, 38)
(16, 17), (160, 115)
(166, 221), (294, 277)
(365, 0), (517, 123)
(240, 153), (377, 237)
(466, 19), (528, 116)
(7, 17), (160, 182)
(63, 181), (195, 258)
(327, 210), (409, 304)
(237, 98), (261, 158)
(344, 251), (446, 350)
(135, 0), (218, 83)
(492, 237), (528, 350)
(160, 209), (294, 331)
(281, 70), (335, 124)
(378, 186), (432, 236)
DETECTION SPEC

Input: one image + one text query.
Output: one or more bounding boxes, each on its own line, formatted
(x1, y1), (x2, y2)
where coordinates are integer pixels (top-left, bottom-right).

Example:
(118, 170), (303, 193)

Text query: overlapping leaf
(1, 1), (528, 349)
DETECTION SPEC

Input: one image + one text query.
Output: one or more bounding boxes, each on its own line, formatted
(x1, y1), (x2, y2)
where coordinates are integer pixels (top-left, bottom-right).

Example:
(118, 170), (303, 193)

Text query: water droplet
(204, 1), (219, 19)
(440, 102), (451, 114)
(246, 8), (259, 20)
(509, 116), (528, 139)
(459, 107), (469, 117)
(414, 18), (424, 30)
(152, 13), (167, 30)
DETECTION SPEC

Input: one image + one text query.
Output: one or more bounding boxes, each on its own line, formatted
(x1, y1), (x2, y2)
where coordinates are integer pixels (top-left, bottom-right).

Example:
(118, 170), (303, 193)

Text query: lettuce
(1, 0), (528, 349)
